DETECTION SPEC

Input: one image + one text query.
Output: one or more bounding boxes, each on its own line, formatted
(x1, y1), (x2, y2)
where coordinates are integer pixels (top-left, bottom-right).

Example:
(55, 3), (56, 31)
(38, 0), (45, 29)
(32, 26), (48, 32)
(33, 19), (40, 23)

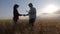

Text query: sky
(0, 0), (60, 19)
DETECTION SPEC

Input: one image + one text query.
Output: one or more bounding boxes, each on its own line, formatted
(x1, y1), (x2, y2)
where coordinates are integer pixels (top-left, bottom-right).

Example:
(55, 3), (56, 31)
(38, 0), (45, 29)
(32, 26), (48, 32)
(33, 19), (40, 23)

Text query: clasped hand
(19, 14), (26, 16)
(22, 14), (26, 16)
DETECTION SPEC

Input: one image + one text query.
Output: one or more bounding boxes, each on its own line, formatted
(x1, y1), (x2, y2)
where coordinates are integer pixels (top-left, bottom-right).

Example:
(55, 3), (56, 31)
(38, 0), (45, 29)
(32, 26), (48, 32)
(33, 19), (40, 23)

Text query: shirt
(29, 7), (36, 19)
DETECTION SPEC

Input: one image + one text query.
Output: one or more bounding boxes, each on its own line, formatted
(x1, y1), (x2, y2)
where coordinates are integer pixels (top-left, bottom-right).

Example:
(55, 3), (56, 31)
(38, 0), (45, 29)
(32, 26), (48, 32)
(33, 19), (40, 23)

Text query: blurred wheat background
(0, 19), (60, 34)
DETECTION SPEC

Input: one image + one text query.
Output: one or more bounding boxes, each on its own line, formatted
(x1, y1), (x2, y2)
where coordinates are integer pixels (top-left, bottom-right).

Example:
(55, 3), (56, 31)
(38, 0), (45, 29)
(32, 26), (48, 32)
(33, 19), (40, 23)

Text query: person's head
(28, 3), (33, 8)
(14, 4), (19, 9)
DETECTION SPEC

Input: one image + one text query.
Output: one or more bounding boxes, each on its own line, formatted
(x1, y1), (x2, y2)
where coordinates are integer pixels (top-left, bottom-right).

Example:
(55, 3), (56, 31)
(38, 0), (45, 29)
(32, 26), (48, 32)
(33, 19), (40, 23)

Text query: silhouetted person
(13, 4), (22, 25)
(24, 3), (36, 27)
(13, 4), (23, 34)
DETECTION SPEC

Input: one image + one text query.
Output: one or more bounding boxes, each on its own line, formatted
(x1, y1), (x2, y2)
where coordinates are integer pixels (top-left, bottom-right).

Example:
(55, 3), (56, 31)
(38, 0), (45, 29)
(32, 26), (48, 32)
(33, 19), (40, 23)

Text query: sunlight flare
(42, 4), (59, 13)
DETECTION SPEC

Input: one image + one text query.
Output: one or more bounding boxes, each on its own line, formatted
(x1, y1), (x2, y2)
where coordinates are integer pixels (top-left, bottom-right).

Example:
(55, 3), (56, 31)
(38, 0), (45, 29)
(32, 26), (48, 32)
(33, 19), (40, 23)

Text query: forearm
(26, 14), (29, 15)
(19, 14), (22, 16)
(25, 14), (29, 16)
(23, 14), (29, 16)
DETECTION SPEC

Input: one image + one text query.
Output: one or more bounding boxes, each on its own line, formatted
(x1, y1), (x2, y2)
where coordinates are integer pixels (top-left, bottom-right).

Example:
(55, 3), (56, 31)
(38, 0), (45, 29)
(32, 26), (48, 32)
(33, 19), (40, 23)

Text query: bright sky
(0, 0), (60, 19)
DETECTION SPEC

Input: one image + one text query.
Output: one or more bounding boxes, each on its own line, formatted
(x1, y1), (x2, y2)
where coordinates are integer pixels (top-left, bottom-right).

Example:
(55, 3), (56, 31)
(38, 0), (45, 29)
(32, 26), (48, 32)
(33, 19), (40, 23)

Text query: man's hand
(23, 14), (29, 16)
(23, 14), (26, 16)
(19, 14), (29, 16)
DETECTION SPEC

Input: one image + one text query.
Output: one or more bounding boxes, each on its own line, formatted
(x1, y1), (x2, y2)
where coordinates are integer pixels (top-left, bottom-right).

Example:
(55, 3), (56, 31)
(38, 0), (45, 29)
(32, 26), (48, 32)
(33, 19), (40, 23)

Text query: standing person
(13, 4), (23, 34)
(13, 4), (22, 25)
(23, 3), (36, 34)
(24, 3), (36, 27)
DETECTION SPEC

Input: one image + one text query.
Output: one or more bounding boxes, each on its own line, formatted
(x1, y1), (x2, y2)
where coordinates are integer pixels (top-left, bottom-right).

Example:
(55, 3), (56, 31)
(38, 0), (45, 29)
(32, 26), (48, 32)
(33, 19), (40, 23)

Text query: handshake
(19, 14), (28, 16)
(22, 14), (26, 16)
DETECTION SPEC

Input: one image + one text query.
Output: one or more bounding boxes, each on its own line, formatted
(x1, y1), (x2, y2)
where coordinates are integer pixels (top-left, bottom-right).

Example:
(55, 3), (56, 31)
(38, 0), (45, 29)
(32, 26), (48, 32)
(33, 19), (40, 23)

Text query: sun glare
(42, 4), (59, 13)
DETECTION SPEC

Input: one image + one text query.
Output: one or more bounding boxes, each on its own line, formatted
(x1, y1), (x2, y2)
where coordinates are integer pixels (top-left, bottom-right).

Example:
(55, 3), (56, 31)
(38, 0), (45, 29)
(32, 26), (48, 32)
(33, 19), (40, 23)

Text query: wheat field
(0, 19), (60, 34)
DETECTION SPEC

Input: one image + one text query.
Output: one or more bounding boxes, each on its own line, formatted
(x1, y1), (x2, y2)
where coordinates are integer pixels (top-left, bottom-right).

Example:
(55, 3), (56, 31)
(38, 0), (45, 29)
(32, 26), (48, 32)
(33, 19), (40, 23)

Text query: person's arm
(23, 14), (29, 16)
(19, 14), (23, 16)
(17, 11), (22, 16)
(26, 14), (29, 15)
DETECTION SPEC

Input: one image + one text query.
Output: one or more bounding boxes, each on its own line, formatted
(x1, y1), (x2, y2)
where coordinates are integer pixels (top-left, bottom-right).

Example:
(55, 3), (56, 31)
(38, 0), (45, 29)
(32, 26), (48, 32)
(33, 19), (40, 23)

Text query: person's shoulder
(32, 7), (35, 9)
(33, 7), (36, 9)
(33, 7), (36, 10)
